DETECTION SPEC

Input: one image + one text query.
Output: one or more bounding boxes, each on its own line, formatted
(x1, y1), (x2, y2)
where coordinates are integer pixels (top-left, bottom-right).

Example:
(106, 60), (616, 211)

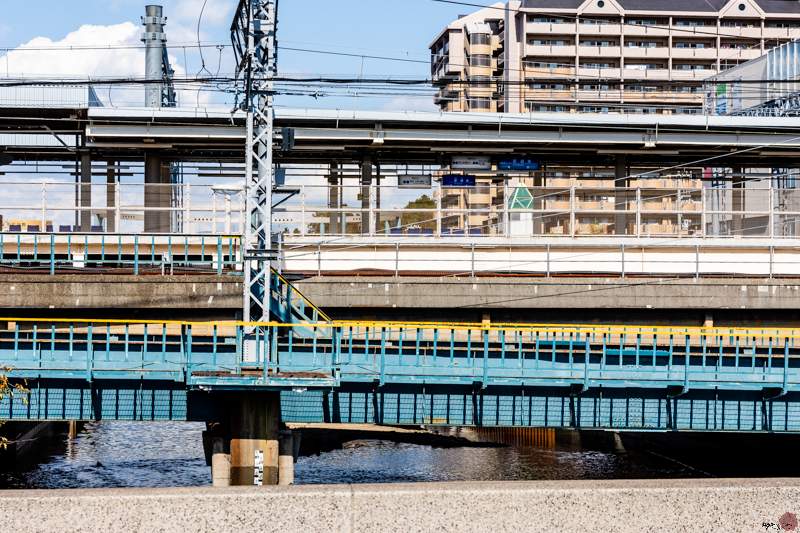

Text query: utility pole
(232, 0), (279, 326)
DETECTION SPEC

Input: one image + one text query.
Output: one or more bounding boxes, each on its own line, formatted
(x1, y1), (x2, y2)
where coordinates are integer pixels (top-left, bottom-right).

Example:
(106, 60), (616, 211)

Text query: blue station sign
(498, 158), (541, 171)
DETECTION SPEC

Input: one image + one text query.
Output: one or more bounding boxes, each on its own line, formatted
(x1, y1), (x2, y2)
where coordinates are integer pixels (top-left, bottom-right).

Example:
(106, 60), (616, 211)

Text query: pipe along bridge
(1, 274), (800, 433)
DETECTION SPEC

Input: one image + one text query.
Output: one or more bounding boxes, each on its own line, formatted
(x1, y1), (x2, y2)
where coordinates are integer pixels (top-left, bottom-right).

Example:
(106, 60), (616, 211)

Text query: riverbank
(2, 479), (797, 532)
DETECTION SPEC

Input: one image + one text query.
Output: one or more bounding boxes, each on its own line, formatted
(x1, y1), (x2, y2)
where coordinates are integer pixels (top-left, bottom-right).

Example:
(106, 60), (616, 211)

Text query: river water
(0, 422), (701, 489)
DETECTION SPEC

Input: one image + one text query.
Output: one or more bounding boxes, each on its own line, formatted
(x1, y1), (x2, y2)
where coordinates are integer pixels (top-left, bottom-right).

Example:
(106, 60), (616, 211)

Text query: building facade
(430, 0), (800, 114)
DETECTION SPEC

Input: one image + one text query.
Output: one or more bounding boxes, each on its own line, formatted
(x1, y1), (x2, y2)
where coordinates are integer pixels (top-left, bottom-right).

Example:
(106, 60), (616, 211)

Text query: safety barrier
(2, 318), (800, 393)
(0, 233), (241, 274)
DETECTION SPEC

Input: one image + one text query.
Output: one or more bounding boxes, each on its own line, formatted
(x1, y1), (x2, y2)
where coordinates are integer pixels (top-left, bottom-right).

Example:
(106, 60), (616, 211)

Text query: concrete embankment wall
(3, 479), (799, 532)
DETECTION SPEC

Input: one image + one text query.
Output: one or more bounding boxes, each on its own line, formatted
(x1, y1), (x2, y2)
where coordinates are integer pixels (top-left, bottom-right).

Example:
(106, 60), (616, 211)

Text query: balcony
(577, 66), (621, 78)
(623, 25), (669, 37)
(621, 91), (703, 104)
(578, 45), (622, 58)
(718, 48), (766, 61)
(578, 23), (622, 36)
(671, 47), (719, 60)
(525, 22), (577, 34)
(717, 25), (762, 38)
(670, 25), (718, 36)
(762, 27), (800, 39)
(620, 67), (670, 80)
(524, 89), (577, 101)
(671, 69), (715, 80)
(525, 66), (575, 78)
(622, 46), (669, 59)
(526, 44), (577, 57)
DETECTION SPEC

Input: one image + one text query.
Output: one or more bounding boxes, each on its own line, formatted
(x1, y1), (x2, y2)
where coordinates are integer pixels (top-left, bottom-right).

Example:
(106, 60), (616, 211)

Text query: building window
(675, 42), (707, 49)
(581, 62), (614, 68)
(467, 97), (491, 110)
(469, 54), (491, 67)
(627, 40), (658, 48)
(581, 39), (616, 47)
(469, 33), (491, 46)
(525, 102), (569, 112)
(529, 82), (568, 90)
(470, 75), (492, 87)
(527, 60), (568, 69)
(528, 15), (567, 24)
(528, 38), (569, 46)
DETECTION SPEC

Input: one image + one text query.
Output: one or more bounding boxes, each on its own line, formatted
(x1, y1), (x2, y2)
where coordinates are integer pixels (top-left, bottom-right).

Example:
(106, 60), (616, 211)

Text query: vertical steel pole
(240, 0), (278, 360)
(142, 5), (166, 108)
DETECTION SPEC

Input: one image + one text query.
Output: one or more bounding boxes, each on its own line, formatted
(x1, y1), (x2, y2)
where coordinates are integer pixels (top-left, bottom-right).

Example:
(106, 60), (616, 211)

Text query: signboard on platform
(451, 155), (491, 170)
(442, 174), (477, 187)
(397, 174), (432, 189)
(498, 158), (541, 171)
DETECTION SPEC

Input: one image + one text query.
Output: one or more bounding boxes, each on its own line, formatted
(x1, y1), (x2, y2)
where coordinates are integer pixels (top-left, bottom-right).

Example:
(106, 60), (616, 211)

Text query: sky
(0, 0), (467, 111)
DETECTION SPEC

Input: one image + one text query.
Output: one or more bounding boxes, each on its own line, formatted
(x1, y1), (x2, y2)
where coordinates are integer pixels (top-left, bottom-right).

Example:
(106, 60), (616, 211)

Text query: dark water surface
(0, 422), (699, 489)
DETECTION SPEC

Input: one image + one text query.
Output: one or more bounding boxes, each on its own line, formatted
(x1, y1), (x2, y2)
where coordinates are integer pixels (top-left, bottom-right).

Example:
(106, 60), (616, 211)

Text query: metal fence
(274, 184), (800, 239)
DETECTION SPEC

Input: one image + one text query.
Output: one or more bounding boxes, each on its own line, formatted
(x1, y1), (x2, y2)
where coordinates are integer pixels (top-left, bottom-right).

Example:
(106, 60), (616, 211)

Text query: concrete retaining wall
(0, 274), (241, 310)
(3, 479), (800, 532)
(296, 276), (800, 312)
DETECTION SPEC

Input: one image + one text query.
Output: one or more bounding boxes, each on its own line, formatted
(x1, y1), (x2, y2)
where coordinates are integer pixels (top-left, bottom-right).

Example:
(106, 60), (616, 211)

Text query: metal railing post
(569, 186), (576, 237)
(115, 184), (121, 234)
(546, 243), (551, 277)
(41, 182), (47, 230)
(695, 244), (700, 279)
(502, 180), (509, 237)
(635, 187), (641, 237)
(301, 184), (307, 236)
(770, 245), (775, 279)
(769, 186), (775, 239)
(436, 182), (442, 237)
(700, 187), (707, 238)
(49, 233), (55, 275)
(185, 183), (192, 234)
(471, 243), (476, 277)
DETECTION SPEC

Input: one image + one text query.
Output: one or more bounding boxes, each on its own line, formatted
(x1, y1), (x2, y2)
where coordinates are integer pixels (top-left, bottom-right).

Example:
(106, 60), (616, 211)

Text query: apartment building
(430, 0), (800, 114)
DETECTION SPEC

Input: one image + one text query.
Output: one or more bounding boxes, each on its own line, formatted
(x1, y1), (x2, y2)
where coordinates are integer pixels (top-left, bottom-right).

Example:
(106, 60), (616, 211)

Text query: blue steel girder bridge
(4, 287), (800, 433)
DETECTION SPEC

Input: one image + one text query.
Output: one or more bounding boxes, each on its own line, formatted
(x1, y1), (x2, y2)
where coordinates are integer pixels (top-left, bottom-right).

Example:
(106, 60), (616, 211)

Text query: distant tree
(0, 370), (27, 449)
(398, 194), (436, 229)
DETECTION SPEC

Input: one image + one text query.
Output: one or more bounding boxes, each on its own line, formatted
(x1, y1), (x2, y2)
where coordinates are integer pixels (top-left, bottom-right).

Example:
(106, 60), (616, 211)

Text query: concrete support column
(80, 153), (92, 232)
(144, 153), (171, 233)
(732, 167), (745, 236)
(361, 158), (373, 235)
(229, 392), (280, 486)
(328, 163), (341, 234)
(278, 429), (295, 486)
(106, 161), (116, 233)
(615, 155), (629, 236)
(211, 437), (231, 487)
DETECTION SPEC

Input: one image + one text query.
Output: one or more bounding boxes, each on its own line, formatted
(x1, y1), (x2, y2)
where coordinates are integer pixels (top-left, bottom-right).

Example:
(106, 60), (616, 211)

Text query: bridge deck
(2, 318), (800, 431)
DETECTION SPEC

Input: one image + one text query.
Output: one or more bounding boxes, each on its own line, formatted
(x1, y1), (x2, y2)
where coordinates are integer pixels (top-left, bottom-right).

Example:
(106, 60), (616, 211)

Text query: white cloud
(1, 21), (206, 108)
(173, 0), (233, 27)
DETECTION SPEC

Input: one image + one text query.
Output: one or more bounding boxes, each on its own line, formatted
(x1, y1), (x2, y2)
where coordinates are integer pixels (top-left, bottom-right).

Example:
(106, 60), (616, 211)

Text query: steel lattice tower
(232, 0), (279, 334)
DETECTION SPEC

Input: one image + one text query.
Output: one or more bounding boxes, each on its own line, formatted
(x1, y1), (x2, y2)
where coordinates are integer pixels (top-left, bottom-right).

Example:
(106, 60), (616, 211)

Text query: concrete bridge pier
(206, 392), (286, 487)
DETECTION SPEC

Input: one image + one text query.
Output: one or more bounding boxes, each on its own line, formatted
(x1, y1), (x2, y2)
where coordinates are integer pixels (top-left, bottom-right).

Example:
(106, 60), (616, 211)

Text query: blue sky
(0, 0), (465, 110)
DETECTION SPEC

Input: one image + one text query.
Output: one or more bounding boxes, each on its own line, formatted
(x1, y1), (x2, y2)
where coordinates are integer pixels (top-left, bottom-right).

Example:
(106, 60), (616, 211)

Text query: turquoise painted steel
(0, 233), (241, 273)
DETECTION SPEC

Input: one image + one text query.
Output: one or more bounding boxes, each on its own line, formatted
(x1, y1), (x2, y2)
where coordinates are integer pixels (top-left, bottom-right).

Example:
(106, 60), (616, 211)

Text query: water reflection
(0, 422), (693, 489)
